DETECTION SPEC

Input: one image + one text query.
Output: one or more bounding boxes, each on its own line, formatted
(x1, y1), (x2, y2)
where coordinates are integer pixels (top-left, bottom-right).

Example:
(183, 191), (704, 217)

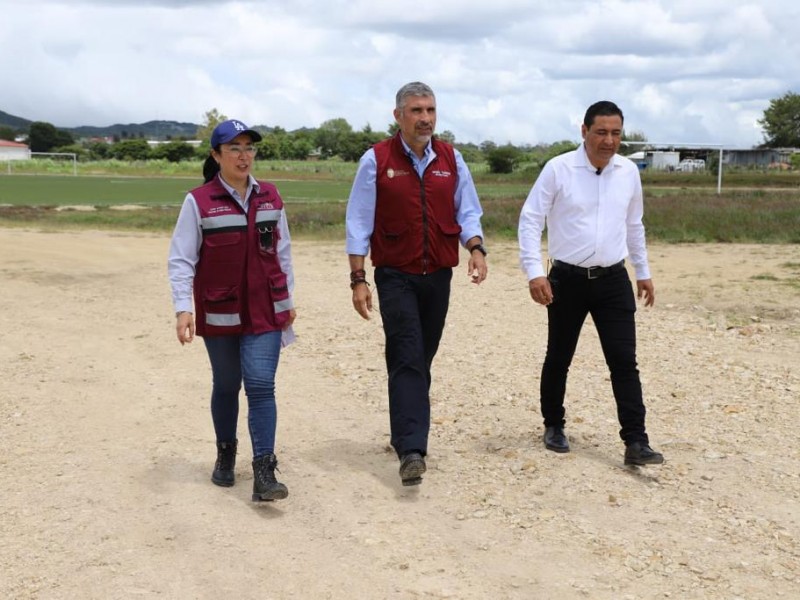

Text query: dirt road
(1, 229), (798, 599)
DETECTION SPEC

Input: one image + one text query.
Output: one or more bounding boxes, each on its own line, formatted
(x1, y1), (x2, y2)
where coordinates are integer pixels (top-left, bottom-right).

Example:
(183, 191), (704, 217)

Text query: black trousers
(540, 263), (649, 445)
(375, 266), (452, 457)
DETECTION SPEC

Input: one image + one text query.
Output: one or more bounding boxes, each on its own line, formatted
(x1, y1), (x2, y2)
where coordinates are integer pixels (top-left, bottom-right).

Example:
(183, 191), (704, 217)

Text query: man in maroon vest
(345, 82), (488, 487)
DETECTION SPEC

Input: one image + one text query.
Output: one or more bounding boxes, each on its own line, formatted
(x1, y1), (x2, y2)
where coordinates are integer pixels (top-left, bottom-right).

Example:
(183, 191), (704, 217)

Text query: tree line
(1, 92), (798, 173)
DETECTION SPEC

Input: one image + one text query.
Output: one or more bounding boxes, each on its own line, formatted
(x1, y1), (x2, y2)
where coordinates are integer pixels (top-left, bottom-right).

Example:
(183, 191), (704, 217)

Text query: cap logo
(233, 121), (246, 131)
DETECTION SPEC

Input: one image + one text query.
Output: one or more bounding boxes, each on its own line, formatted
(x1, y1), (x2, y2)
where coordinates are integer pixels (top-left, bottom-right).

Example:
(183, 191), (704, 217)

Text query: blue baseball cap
(210, 119), (263, 147)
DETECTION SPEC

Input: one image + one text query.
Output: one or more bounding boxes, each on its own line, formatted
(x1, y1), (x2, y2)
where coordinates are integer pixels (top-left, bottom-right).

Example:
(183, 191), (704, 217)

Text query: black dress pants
(375, 266), (452, 457)
(540, 264), (649, 445)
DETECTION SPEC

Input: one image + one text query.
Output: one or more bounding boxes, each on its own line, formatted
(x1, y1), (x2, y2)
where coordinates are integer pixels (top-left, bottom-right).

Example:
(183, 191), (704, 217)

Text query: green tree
(0, 125), (16, 141)
(111, 139), (151, 161)
(437, 130), (456, 144)
(196, 108), (229, 143)
(479, 140), (497, 155)
(85, 141), (111, 160)
(540, 140), (579, 164)
(387, 122), (399, 136)
(28, 121), (74, 152)
(151, 141), (196, 163)
(257, 133), (282, 160)
(485, 144), (522, 174)
(620, 129), (647, 155)
(315, 118), (354, 158)
(758, 91), (800, 147)
(52, 144), (87, 161)
(339, 127), (385, 162)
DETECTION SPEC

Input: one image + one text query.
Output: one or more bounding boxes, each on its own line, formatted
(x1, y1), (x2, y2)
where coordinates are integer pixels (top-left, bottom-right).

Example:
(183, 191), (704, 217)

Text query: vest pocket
(269, 273), (291, 327)
(376, 222), (413, 263)
(204, 232), (242, 247)
(203, 286), (242, 329)
(257, 221), (278, 255)
(433, 221), (462, 267)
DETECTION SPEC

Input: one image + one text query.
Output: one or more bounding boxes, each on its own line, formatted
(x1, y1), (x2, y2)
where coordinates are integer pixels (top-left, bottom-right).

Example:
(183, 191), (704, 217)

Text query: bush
(486, 145), (522, 174)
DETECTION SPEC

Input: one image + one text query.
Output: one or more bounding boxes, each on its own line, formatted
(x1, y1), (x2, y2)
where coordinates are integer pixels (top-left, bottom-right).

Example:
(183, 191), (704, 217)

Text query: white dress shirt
(518, 144), (651, 281)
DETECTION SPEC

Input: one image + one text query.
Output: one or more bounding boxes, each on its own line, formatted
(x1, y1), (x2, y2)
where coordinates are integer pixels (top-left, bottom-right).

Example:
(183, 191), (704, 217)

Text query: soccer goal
(4, 152), (78, 176)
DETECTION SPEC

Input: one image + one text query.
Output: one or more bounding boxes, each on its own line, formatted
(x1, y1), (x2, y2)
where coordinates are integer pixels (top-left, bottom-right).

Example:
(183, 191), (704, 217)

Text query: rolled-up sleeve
(453, 149), (484, 245)
(345, 149), (377, 256)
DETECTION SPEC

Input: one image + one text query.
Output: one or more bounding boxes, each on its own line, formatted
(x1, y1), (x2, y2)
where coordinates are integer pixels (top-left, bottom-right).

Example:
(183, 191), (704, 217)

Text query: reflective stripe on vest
(201, 214), (248, 231)
(206, 312), (242, 327)
(255, 209), (282, 224)
(274, 298), (294, 314)
(200, 215), (247, 231)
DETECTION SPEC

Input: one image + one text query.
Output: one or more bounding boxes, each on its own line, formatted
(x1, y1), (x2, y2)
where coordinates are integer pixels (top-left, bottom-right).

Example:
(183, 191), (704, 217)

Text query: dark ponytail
(203, 153), (220, 183)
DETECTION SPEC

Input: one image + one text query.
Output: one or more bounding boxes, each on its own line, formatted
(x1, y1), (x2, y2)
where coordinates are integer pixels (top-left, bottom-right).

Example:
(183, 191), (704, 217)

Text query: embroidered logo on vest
(386, 168), (410, 179)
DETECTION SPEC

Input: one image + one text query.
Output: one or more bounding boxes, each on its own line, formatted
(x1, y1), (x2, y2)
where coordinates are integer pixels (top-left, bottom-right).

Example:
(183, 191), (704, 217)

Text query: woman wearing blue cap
(168, 119), (296, 501)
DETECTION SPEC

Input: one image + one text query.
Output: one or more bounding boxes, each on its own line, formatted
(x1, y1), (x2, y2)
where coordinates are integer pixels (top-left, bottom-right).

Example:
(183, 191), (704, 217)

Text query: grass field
(0, 174), (354, 206)
(1, 167), (799, 243)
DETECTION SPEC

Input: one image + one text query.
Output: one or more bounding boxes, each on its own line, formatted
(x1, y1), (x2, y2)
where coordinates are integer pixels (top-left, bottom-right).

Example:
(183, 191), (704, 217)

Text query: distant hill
(0, 110), (32, 130)
(70, 120), (200, 140)
(1, 109), (308, 140)
(0, 109), (200, 140)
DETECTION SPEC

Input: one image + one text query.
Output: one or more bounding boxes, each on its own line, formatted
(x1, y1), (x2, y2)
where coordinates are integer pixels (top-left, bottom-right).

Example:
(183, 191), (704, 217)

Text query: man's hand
(468, 252), (488, 284)
(637, 279), (655, 307)
(528, 277), (553, 306)
(352, 283), (373, 320)
(176, 311), (195, 345)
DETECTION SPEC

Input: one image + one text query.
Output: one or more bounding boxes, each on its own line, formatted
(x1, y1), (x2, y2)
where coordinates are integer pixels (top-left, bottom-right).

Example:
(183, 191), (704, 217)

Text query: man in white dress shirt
(518, 100), (663, 466)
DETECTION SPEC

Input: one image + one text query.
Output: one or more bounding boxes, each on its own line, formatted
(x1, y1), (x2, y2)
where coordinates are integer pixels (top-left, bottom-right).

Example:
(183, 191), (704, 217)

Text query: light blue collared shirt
(345, 136), (484, 256)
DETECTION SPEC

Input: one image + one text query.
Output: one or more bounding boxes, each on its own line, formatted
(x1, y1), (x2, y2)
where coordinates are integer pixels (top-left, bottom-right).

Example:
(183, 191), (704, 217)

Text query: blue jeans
(203, 332), (282, 459)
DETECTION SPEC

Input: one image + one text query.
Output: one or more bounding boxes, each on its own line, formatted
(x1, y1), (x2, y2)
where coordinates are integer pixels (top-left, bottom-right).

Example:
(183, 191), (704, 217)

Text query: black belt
(551, 259), (625, 279)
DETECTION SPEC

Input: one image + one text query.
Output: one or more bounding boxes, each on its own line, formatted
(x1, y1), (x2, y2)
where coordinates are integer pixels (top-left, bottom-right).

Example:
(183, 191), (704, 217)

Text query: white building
(0, 139), (30, 161)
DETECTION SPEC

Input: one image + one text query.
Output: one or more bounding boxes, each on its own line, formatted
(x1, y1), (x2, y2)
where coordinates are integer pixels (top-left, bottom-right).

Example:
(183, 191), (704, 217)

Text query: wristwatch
(468, 243), (487, 257)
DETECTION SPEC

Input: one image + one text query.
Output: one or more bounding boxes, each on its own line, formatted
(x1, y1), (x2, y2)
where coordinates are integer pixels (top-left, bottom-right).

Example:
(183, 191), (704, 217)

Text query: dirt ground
(1, 228), (799, 600)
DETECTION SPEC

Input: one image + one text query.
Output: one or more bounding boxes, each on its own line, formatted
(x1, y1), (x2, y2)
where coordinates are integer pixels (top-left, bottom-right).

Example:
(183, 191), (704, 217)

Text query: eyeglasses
(222, 145), (258, 157)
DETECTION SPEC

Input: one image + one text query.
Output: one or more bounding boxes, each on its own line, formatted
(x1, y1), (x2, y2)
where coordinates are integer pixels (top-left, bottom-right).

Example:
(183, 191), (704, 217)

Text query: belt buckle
(587, 266), (600, 280)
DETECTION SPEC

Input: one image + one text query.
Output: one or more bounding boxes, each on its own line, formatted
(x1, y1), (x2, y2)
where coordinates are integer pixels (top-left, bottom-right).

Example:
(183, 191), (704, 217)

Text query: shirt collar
(576, 143), (619, 172)
(217, 174), (259, 199)
(399, 135), (432, 160)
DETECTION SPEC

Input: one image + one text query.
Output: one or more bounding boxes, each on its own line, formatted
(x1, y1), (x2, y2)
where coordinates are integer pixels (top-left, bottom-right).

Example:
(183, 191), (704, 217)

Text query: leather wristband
(468, 243), (487, 257)
(350, 268), (369, 290)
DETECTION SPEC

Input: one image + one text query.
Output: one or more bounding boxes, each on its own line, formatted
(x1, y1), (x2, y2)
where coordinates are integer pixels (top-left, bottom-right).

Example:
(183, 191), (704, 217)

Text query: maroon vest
(370, 134), (461, 274)
(191, 177), (292, 337)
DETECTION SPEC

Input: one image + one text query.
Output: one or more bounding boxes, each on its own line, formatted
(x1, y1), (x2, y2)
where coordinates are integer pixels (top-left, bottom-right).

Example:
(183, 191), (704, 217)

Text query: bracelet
(350, 268), (369, 289)
(468, 243), (488, 257)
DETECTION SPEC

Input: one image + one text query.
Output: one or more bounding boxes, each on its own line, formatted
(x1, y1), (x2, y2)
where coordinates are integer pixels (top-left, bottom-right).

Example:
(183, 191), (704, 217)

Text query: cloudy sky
(1, 0), (798, 148)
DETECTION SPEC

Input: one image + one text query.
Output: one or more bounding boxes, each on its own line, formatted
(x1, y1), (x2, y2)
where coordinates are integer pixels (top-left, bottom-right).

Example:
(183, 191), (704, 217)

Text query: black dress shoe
(624, 442), (664, 466)
(399, 452), (426, 486)
(543, 426), (570, 453)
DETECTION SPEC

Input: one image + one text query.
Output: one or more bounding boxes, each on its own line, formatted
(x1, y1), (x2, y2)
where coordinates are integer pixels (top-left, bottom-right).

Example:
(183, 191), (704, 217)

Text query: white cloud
(0, 0), (798, 147)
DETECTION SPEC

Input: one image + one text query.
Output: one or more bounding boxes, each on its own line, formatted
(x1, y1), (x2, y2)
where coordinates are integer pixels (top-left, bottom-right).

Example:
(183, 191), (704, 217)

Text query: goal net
(4, 152), (78, 176)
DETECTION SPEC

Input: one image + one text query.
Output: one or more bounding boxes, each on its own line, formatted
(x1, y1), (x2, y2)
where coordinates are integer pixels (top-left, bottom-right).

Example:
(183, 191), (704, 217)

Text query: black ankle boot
(252, 453), (288, 501)
(211, 439), (237, 487)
